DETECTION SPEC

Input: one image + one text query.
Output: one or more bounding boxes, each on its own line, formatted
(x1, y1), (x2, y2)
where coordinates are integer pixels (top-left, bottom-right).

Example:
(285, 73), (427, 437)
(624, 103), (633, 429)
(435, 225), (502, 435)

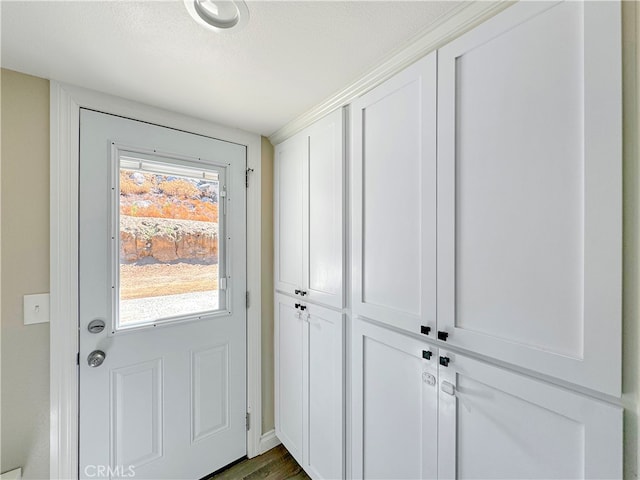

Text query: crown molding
(268, 1), (514, 145)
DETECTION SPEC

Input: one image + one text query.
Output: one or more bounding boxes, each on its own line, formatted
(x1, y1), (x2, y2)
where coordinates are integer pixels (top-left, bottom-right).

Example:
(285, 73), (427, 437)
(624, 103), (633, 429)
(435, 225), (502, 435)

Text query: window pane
(118, 162), (221, 328)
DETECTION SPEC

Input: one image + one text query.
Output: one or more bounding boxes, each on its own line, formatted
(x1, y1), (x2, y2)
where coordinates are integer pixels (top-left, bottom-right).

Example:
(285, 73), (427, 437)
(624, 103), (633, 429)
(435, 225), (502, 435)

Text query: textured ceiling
(1, 1), (461, 136)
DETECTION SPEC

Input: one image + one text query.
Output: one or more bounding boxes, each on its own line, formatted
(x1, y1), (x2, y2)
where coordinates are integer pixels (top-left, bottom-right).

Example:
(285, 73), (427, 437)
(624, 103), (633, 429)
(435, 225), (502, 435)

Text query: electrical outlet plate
(23, 293), (50, 325)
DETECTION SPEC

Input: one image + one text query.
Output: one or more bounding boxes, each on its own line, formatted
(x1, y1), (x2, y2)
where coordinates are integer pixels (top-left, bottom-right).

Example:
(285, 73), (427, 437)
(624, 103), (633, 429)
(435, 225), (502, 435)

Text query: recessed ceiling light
(184, 0), (249, 33)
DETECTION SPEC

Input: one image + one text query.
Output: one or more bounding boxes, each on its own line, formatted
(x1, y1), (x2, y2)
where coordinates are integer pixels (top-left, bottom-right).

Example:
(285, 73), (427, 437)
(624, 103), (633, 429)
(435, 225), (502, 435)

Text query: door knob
(87, 350), (106, 368)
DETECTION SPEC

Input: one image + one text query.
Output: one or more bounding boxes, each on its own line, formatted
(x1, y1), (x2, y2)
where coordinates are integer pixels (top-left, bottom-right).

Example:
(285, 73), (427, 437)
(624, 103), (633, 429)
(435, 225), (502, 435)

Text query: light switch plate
(0, 467), (22, 479)
(23, 293), (50, 325)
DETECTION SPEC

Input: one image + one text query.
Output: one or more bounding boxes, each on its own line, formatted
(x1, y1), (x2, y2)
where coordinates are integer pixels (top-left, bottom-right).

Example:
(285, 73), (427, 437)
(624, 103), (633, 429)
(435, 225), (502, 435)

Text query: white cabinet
(351, 51), (437, 336)
(275, 294), (305, 462)
(351, 318), (623, 480)
(438, 349), (622, 480)
(274, 133), (306, 297)
(277, 1), (623, 478)
(275, 109), (345, 309)
(351, 319), (438, 480)
(274, 293), (344, 479)
(274, 108), (345, 479)
(351, 0), (621, 396)
(436, 0), (621, 396)
(306, 300), (344, 480)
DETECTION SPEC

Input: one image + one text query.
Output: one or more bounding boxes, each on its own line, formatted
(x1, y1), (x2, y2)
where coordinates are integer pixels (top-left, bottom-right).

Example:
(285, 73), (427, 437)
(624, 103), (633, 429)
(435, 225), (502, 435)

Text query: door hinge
(246, 291), (250, 309)
(246, 412), (250, 431)
(245, 168), (254, 188)
(220, 277), (228, 290)
(76, 352), (80, 366)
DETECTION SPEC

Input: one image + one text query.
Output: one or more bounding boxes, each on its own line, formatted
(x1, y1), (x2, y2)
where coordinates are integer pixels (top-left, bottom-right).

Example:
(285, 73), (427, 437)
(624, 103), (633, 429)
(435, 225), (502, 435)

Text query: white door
(436, 0), (622, 396)
(437, 350), (622, 479)
(351, 318), (438, 480)
(79, 109), (247, 479)
(274, 293), (306, 464)
(351, 52), (437, 336)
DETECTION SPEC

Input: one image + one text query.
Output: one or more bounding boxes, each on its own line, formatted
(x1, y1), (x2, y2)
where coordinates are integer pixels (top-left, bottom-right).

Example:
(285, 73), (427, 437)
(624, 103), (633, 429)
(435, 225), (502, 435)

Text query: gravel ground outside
(119, 263), (219, 325)
(120, 290), (219, 325)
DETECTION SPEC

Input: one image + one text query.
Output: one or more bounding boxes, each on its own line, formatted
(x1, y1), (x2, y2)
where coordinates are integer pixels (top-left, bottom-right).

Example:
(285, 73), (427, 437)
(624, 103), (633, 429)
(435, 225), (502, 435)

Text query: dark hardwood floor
(206, 445), (311, 480)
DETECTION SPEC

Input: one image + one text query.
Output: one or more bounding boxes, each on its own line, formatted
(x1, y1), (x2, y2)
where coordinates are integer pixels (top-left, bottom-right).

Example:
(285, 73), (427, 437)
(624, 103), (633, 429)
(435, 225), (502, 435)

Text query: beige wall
(622, 3), (640, 479)
(261, 137), (275, 433)
(1, 69), (51, 479)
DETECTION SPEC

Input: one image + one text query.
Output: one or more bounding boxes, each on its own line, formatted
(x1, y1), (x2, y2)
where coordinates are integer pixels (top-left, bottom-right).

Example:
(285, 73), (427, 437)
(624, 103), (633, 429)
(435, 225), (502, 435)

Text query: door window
(114, 149), (227, 330)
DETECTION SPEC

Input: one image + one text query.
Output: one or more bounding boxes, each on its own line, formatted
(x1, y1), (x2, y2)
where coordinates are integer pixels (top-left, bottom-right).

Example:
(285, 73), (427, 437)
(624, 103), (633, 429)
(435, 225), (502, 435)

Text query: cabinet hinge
(246, 412), (250, 431)
(246, 291), (250, 309)
(245, 168), (254, 188)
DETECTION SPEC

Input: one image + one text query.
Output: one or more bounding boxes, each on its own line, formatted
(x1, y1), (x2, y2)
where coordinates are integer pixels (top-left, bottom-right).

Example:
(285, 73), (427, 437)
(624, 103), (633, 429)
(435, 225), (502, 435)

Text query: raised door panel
(275, 134), (306, 295)
(111, 359), (164, 470)
(351, 318), (438, 480)
(190, 345), (229, 443)
(306, 109), (345, 309)
(437, 1), (621, 395)
(306, 303), (344, 479)
(437, 351), (622, 479)
(274, 294), (307, 464)
(352, 52), (437, 336)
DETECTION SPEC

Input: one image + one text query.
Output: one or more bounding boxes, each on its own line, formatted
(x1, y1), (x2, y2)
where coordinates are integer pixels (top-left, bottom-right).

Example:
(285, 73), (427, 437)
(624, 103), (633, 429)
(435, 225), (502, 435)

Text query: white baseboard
(258, 429), (281, 455)
(0, 468), (22, 480)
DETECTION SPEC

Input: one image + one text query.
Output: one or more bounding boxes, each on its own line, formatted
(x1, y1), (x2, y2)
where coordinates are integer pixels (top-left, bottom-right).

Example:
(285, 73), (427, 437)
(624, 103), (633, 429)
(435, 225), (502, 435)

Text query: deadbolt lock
(87, 319), (106, 334)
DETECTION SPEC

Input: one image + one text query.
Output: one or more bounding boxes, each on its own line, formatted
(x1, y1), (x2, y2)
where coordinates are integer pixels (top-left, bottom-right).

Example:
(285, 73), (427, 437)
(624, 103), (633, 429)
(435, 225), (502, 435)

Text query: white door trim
(49, 81), (262, 480)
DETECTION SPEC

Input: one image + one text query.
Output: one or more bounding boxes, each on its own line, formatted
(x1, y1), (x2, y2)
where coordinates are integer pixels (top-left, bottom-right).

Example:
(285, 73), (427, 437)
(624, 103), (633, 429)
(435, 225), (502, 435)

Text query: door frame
(49, 81), (263, 479)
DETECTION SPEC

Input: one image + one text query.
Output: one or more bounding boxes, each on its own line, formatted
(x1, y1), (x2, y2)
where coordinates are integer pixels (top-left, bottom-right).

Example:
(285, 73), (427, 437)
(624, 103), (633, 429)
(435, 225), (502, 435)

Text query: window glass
(117, 157), (223, 328)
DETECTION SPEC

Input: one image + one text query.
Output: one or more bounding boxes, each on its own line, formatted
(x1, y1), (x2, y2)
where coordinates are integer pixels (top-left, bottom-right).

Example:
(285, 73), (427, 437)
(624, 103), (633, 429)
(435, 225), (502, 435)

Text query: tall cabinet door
(351, 52), (437, 336)
(437, 350), (622, 479)
(274, 294), (306, 464)
(305, 109), (345, 309)
(351, 319), (438, 480)
(306, 303), (344, 480)
(275, 134), (306, 295)
(437, 1), (622, 395)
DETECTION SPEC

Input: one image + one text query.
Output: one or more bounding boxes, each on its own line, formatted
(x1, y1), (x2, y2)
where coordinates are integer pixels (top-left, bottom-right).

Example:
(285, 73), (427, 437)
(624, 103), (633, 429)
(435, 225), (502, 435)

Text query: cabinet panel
(306, 303), (344, 480)
(275, 134), (306, 295)
(438, 351), (622, 479)
(352, 52), (437, 335)
(275, 109), (344, 308)
(351, 318), (438, 480)
(306, 109), (345, 308)
(274, 294), (306, 464)
(437, 1), (621, 395)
